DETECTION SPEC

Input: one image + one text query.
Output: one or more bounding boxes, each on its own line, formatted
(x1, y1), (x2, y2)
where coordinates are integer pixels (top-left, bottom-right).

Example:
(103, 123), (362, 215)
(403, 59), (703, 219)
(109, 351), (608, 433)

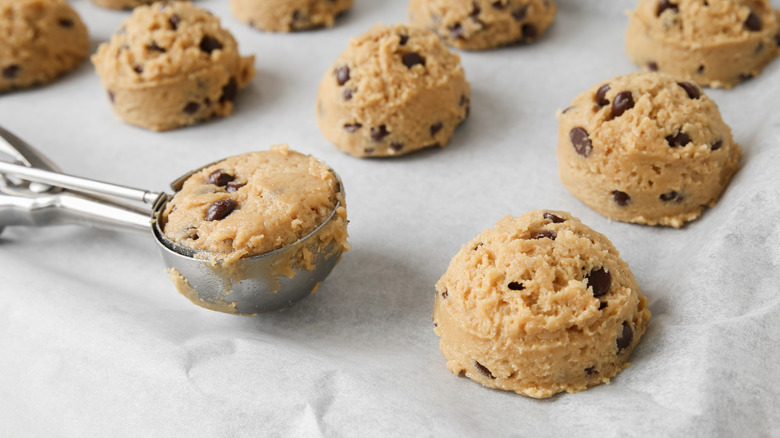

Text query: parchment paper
(1, 0), (779, 436)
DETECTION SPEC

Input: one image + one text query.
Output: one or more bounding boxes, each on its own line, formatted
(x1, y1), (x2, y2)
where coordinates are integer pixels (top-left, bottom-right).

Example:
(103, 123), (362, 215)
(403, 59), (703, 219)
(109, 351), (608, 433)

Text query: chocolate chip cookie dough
(557, 72), (741, 227)
(408, 0), (556, 50)
(161, 145), (349, 265)
(433, 210), (651, 398)
(92, 1), (256, 131)
(316, 24), (470, 158)
(0, 0), (89, 92)
(230, 0), (353, 32)
(626, 0), (780, 88)
(91, 0), (176, 10)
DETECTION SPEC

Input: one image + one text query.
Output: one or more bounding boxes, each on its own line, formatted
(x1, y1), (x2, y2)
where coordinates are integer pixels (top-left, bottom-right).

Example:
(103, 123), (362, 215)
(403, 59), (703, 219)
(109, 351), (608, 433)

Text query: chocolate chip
(226, 183), (245, 193)
(595, 84), (611, 106)
(399, 34), (409, 46)
(470, 2), (481, 16)
(147, 42), (166, 52)
(711, 139), (723, 150)
(336, 66), (350, 86)
(508, 281), (524, 291)
(205, 199), (236, 221)
(169, 14), (180, 30)
(612, 190), (631, 206)
(585, 267), (611, 297)
(183, 102), (200, 114)
(344, 123), (362, 132)
(648, 61), (659, 71)
(430, 122), (443, 136)
(562, 106), (574, 114)
(677, 82), (700, 99)
(660, 191), (681, 202)
(492, 1), (506, 9)
(570, 127), (593, 157)
(521, 24), (537, 40)
(364, 148), (375, 155)
(544, 212), (564, 223)
(585, 367), (596, 375)
(598, 302), (608, 310)
(207, 169), (234, 187)
(390, 142), (404, 152)
(370, 125), (389, 141)
(745, 12), (762, 31)
(611, 91), (634, 118)
(402, 52), (425, 69)
(697, 65), (705, 74)
(220, 78), (238, 103)
(450, 23), (465, 39)
(738, 72), (754, 82)
(442, 289), (448, 299)
(531, 230), (556, 240)
(460, 94), (469, 106)
(475, 362), (495, 379)
(199, 36), (223, 54)
(616, 322), (633, 351)
(133, 65), (144, 74)
(512, 5), (529, 20)
(108, 91), (115, 103)
(656, 0), (678, 16)
(666, 131), (691, 147)
(343, 88), (353, 100)
(58, 18), (74, 28)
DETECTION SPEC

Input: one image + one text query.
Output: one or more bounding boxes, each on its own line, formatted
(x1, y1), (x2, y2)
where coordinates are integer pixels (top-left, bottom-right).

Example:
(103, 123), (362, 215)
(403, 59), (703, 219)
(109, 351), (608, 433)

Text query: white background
(1, 0), (779, 436)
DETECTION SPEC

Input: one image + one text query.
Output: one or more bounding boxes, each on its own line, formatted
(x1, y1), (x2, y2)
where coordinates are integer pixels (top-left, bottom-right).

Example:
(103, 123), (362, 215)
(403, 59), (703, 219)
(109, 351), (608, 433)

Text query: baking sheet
(1, 0), (779, 436)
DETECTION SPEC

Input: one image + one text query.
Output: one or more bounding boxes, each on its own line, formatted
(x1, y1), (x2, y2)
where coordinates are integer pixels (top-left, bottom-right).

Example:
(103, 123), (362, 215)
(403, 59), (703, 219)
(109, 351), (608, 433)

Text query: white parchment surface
(1, 0), (779, 436)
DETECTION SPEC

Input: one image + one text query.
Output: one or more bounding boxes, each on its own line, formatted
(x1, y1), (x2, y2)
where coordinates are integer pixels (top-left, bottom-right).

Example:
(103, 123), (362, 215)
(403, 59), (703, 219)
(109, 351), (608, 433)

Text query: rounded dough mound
(557, 72), (741, 227)
(0, 0), (89, 92)
(316, 24), (470, 158)
(433, 210), (651, 399)
(91, 1), (256, 131)
(91, 0), (179, 10)
(162, 145), (348, 263)
(626, 0), (780, 88)
(408, 0), (556, 50)
(230, 0), (353, 32)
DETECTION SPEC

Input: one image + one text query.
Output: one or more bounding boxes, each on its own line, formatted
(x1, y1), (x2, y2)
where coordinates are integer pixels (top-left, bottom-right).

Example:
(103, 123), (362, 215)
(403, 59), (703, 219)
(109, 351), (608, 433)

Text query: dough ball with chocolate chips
(557, 72), (741, 227)
(0, 0), (89, 92)
(91, 0), (180, 10)
(230, 0), (353, 32)
(433, 210), (651, 398)
(316, 24), (470, 158)
(91, 1), (256, 131)
(408, 0), (556, 50)
(626, 0), (780, 88)
(162, 145), (349, 264)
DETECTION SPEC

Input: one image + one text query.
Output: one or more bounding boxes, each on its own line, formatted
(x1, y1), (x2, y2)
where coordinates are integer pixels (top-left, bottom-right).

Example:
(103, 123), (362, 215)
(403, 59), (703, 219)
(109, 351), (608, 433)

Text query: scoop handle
(0, 161), (161, 205)
(0, 191), (153, 235)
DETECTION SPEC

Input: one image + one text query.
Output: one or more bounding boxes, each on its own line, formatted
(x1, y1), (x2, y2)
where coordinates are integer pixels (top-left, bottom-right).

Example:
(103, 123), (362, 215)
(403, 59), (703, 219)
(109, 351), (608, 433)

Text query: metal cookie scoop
(0, 126), (345, 315)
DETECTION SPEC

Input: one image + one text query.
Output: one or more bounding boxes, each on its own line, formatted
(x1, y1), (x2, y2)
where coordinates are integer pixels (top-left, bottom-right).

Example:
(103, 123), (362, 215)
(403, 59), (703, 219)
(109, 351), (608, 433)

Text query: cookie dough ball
(316, 24), (470, 158)
(91, 0), (178, 10)
(92, 1), (256, 131)
(433, 210), (651, 398)
(626, 0), (780, 88)
(408, 0), (556, 50)
(162, 145), (349, 265)
(557, 72), (741, 227)
(0, 0), (89, 92)
(230, 0), (353, 32)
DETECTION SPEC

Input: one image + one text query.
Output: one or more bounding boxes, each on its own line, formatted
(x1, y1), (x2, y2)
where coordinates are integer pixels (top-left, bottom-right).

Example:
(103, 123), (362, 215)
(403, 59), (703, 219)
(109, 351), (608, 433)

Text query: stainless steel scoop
(0, 126), (345, 315)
